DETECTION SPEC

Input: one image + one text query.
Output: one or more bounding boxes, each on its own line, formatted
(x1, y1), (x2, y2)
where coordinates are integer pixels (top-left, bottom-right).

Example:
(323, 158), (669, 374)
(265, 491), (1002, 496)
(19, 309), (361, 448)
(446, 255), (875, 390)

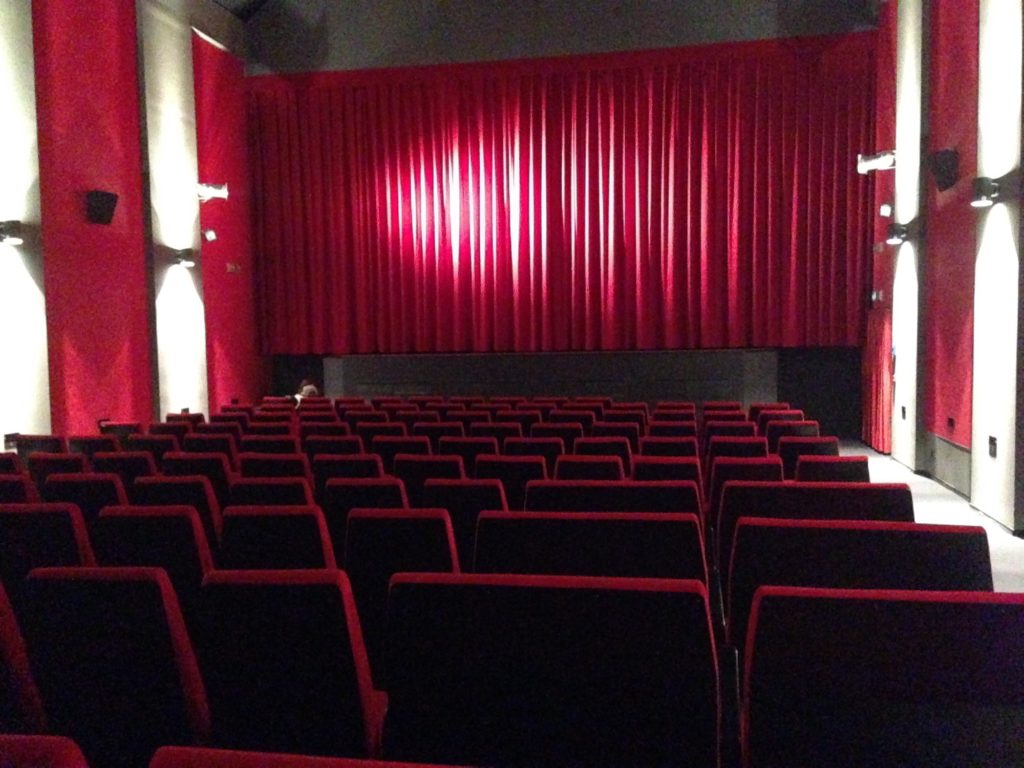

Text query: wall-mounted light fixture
(971, 177), (1001, 208)
(857, 150), (896, 174)
(879, 203), (894, 218)
(197, 183), (229, 202)
(885, 223), (909, 246)
(0, 220), (24, 246)
(174, 248), (196, 268)
(202, 229), (218, 242)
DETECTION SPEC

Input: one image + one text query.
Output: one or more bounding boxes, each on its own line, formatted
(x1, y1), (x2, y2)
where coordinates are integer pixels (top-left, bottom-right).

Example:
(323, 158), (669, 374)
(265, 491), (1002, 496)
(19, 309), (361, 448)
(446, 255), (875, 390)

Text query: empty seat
(239, 435), (300, 455)
(27, 452), (87, 488)
(743, 587), (1024, 768)
(716, 481), (915, 572)
(41, 472), (127, 527)
(238, 452), (312, 482)
(499, 409), (543, 434)
(167, 412), (206, 426)
(148, 422), (192, 444)
(0, 453), (23, 474)
(525, 479), (702, 514)
(530, 422), (584, 450)
(218, 505), (336, 569)
(553, 455), (625, 481)
(67, 436), (120, 460)
(22, 568), (210, 768)
(474, 454), (546, 511)
(312, 454), (385, 503)
(573, 436), (632, 476)
(795, 454), (870, 482)
(370, 436), (432, 475)
(90, 451), (158, 488)
(123, 434), (179, 464)
(131, 475), (223, 547)
(298, 422), (351, 440)
(0, 475), (39, 504)
(547, 410), (594, 434)
(704, 436), (769, 472)
(706, 456), (784, 535)
(304, 435), (365, 460)
(631, 455), (703, 487)
(474, 511), (707, 582)
(163, 452), (234, 508)
(443, 410), (491, 431)
(354, 423), (406, 445)
(181, 433), (239, 470)
(648, 420), (698, 437)
(0, 504), (96, 603)
(700, 420), (756, 457)
(228, 477), (314, 507)
(0, 736), (88, 768)
(777, 435), (840, 478)
(322, 478), (409, 552)
(411, 423), (464, 453)
(246, 423), (292, 436)
(391, 455), (465, 507)
(343, 508), (459, 685)
(764, 419), (820, 454)
(195, 570), (382, 758)
(14, 436), (66, 460)
(467, 422), (522, 449)
(590, 422), (640, 452)
(747, 402), (790, 423)
(703, 400), (742, 411)
(437, 437), (498, 479)
(383, 574), (718, 767)
(92, 506), (214, 619)
(420, 479), (507, 569)
(0, 583), (47, 734)
(639, 436), (699, 456)
(727, 519), (993, 654)
(503, 437), (564, 476)
(754, 407), (804, 436)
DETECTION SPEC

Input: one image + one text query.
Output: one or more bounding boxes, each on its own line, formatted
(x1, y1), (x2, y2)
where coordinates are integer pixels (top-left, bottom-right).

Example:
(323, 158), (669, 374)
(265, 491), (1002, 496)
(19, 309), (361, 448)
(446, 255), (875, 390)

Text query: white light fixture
(197, 183), (229, 202)
(0, 220), (24, 246)
(886, 223), (909, 246)
(857, 150), (897, 174)
(879, 203), (894, 218)
(174, 248), (196, 269)
(202, 229), (218, 242)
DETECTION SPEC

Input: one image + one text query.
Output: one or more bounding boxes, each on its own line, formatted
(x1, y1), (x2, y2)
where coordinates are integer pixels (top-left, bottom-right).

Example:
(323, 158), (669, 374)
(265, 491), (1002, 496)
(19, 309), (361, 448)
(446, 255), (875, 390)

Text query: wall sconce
(174, 248), (196, 268)
(202, 229), (218, 242)
(0, 220), (24, 246)
(857, 150), (896, 174)
(885, 223), (909, 246)
(971, 177), (1001, 208)
(879, 203), (893, 218)
(197, 183), (229, 202)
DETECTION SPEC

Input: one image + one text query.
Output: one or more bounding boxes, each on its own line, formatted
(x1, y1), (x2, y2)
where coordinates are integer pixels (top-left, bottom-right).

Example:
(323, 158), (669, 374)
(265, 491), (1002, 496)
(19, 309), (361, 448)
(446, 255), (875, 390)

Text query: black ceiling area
(211, 0), (270, 21)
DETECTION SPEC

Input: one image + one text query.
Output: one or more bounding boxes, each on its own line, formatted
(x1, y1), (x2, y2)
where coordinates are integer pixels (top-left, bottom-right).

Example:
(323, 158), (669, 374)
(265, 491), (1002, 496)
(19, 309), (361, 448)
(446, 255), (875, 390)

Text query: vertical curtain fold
(250, 34), (876, 355)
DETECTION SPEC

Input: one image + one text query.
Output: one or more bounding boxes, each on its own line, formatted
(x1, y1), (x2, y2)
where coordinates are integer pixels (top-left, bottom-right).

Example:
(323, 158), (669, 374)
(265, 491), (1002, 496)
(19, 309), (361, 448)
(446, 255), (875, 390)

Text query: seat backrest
(238, 452), (312, 482)
(67, 435), (120, 460)
(162, 452), (233, 508)
(474, 454), (547, 511)
(776, 436), (840, 478)
(131, 475), (222, 547)
(795, 454), (870, 482)
(648, 420), (698, 437)
(437, 437), (498, 479)
(411, 422), (465, 453)
(553, 454), (625, 481)
(754, 408), (805, 436)
(91, 451), (158, 488)
(219, 505), (336, 570)
(474, 511), (706, 582)
(706, 456), (784, 532)
(743, 587), (1024, 768)
(148, 422), (192, 444)
(590, 422), (641, 452)
(228, 477), (314, 507)
(0, 582), (47, 734)
(524, 479), (701, 514)
(716, 481), (915, 573)
(92, 506), (214, 620)
(23, 567), (209, 768)
(123, 434), (179, 464)
(502, 437), (564, 476)
(369, 436), (432, 474)
(0, 453), (23, 475)
(747, 402), (790, 423)
(631, 455), (703, 487)
(0, 504), (96, 602)
(529, 422), (584, 450)
(41, 472), (128, 527)
(420, 479), (507, 569)
(0, 736), (88, 768)
(728, 518), (993, 654)
(14, 436), (66, 460)
(304, 435), (365, 461)
(322, 478), (409, 551)
(466, 422), (523, 450)
(181, 433), (238, 469)
(383, 574), (718, 767)
(297, 422), (351, 440)
(27, 452), (87, 488)
(343, 509), (459, 686)
(639, 436), (699, 456)
(392, 455), (465, 507)
(573, 437), (632, 476)
(239, 435), (300, 455)
(312, 454), (384, 504)
(0, 475), (40, 504)
(195, 570), (375, 758)
(764, 419), (820, 455)
(704, 437), (768, 473)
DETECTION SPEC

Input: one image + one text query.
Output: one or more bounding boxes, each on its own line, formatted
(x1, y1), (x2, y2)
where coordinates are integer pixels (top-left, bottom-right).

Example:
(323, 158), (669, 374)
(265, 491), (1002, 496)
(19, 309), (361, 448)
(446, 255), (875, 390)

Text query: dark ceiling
(211, 0), (270, 22)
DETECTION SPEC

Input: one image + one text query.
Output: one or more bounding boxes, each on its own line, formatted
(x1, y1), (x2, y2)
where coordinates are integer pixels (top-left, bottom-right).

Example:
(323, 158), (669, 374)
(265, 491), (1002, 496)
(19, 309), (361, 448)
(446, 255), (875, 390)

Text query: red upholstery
(764, 419), (820, 455)
(67, 435), (120, 460)
(648, 420), (698, 437)
(0, 736), (88, 768)
(369, 436), (431, 474)
(0, 504), (96, 600)
(502, 437), (564, 476)
(530, 422), (584, 450)
(181, 433), (239, 470)
(0, 583), (46, 733)
(0, 475), (40, 504)
(466, 421), (523, 449)
(312, 454), (385, 504)
(553, 454), (625, 481)
(194, 422), (244, 443)
(304, 435), (365, 460)
(700, 421), (756, 458)
(383, 573), (718, 767)
(298, 422), (351, 440)
(354, 423), (406, 445)
(795, 454), (870, 482)
(705, 456), (783, 535)
(219, 505), (336, 570)
(498, 409), (543, 434)
(474, 511), (707, 582)
(715, 481), (915, 572)
(27, 453), (87, 489)
(228, 477), (314, 507)
(753, 408), (805, 436)
(148, 422), (192, 444)
(639, 436), (699, 456)
(392, 455), (465, 507)
(239, 435), (300, 455)
(524, 479), (701, 514)
(195, 570), (382, 758)
(41, 473), (127, 527)
(420, 479), (508, 569)
(727, 519), (993, 653)
(474, 454), (547, 511)
(163, 452), (234, 508)
(0, 453), (23, 475)
(631, 456), (703, 488)
(343, 508), (459, 686)
(743, 587), (1024, 768)
(704, 437), (769, 474)
(123, 434), (179, 464)
(546, 409), (594, 434)
(91, 451), (158, 488)
(573, 436), (632, 475)
(590, 421), (641, 452)
(410, 423), (465, 453)
(436, 437), (498, 479)
(322, 478), (409, 550)
(14, 436), (66, 460)
(776, 435), (840, 478)
(23, 567), (210, 768)
(238, 452), (312, 483)
(746, 402), (790, 423)
(131, 475), (223, 546)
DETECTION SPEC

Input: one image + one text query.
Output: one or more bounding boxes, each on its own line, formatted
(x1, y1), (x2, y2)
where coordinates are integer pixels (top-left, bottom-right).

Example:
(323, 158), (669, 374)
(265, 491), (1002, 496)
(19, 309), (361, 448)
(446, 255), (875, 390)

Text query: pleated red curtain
(249, 34), (875, 355)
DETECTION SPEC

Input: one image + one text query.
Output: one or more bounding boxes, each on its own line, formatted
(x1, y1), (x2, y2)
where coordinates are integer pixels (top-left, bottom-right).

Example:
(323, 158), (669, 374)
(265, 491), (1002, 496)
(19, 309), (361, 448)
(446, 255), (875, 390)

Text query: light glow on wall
(155, 263), (208, 414)
(890, 241), (919, 466)
(0, 244), (50, 436)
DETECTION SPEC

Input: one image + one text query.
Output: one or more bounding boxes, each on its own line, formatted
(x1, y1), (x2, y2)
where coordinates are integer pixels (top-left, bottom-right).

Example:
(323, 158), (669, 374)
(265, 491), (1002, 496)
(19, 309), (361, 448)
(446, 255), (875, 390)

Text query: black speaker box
(85, 190), (119, 225)
(927, 149), (960, 192)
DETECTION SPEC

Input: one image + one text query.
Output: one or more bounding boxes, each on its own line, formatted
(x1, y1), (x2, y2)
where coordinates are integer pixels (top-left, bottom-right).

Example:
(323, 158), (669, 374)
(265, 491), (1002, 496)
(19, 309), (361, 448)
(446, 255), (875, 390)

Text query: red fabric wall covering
(32, 0), (153, 434)
(861, 2), (898, 453)
(249, 34), (876, 355)
(193, 34), (266, 409)
(920, 0), (977, 449)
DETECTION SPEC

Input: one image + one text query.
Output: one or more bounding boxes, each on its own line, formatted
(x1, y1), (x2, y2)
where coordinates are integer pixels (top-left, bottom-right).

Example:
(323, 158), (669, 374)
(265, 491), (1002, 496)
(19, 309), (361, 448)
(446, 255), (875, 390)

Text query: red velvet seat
(474, 511), (707, 582)
(181, 432), (239, 470)
(411, 422), (465, 453)
(239, 435), (300, 455)
(553, 454), (625, 481)
(502, 436), (564, 476)
(743, 587), (1024, 768)
(0, 475), (39, 504)
(391, 455), (465, 508)
(218, 505), (336, 570)
(0, 453), (23, 475)
(466, 421), (523, 449)
(14, 436), (66, 461)
(631, 455), (703, 487)
(22, 567), (210, 768)
(639, 435), (699, 456)
(304, 435), (366, 461)
(0, 504), (95, 605)
(131, 475), (223, 547)
(123, 434), (179, 464)
(41, 472), (127, 527)
(194, 422), (244, 443)
(529, 422), (584, 451)
(195, 570), (382, 758)
(90, 451), (158, 488)
(238, 451), (312, 483)
(0, 583), (48, 731)
(298, 422), (351, 440)
(746, 402), (790, 423)
(705, 456), (783, 537)
(369, 436), (431, 475)
(322, 478), (409, 552)
(228, 477), (314, 507)
(436, 437), (498, 479)
(163, 452), (234, 508)
(754, 407), (805, 436)
(648, 420), (698, 437)
(524, 479), (702, 514)
(0, 736), (88, 768)
(795, 454), (870, 482)
(764, 419), (819, 455)
(383, 573), (718, 767)
(474, 454), (546, 511)
(573, 436), (632, 476)
(148, 422), (191, 444)
(700, 420), (756, 458)
(590, 421), (641, 452)
(776, 435), (840, 478)
(420, 478), (507, 569)
(67, 435), (120, 461)
(27, 452), (87, 489)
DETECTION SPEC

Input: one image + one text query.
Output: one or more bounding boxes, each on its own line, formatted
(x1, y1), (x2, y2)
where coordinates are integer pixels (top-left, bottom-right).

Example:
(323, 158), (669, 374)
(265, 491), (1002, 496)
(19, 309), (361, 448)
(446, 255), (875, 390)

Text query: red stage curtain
(249, 34), (875, 355)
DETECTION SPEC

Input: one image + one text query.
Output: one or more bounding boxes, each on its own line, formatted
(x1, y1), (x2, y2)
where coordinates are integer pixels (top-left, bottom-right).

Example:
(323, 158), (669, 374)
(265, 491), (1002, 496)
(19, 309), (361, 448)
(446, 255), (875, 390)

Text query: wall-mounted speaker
(926, 149), (960, 192)
(85, 190), (118, 225)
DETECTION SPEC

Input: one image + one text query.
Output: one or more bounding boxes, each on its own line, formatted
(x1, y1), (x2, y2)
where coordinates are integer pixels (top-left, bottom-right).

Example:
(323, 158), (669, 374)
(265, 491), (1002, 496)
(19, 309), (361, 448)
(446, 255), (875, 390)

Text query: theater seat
(22, 568), (210, 768)
(90, 451), (158, 488)
(131, 475), (222, 547)
(0, 736), (89, 768)
(474, 455), (547, 511)
(0, 583), (46, 734)
(322, 478), (409, 554)
(420, 478), (507, 569)
(553, 454), (625, 481)
(524, 479), (701, 514)
(150, 745), (463, 768)
(0, 453), (23, 474)
(27, 453), (87, 490)
(776, 435), (840, 479)
(795, 454), (870, 482)
(41, 473), (128, 527)
(218, 505), (336, 570)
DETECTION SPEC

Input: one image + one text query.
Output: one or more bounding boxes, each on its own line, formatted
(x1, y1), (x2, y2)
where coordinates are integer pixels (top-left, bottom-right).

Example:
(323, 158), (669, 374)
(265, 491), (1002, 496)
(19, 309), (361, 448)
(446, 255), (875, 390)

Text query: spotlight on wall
(857, 150), (896, 174)
(174, 248), (197, 268)
(971, 177), (1001, 208)
(202, 229), (218, 242)
(885, 223), (909, 246)
(879, 203), (894, 218)
(197, 183), (229, 202)
(0, 220), (24, 246)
